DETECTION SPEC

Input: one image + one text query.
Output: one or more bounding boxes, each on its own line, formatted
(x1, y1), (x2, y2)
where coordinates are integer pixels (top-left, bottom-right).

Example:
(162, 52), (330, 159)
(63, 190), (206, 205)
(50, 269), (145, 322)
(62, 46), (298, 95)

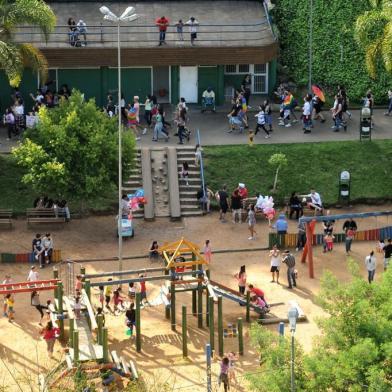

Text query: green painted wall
(107, 68), (151, 105)
(198, 66), (218, 104)
(170, 66), (179, 104)
(58, 68), (103, 106)
(223, 74), (245, 93)
(268, 59), (277, 95)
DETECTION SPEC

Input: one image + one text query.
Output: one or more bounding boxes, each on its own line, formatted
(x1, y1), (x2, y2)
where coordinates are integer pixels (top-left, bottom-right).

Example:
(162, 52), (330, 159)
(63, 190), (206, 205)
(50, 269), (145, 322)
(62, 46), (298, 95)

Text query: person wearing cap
(27, 266), (39, 282)
(2, 275), (12, 317)
(238, 183), (248, 199)
(185, 16), (199, 45)
(282, 250), (296, 289)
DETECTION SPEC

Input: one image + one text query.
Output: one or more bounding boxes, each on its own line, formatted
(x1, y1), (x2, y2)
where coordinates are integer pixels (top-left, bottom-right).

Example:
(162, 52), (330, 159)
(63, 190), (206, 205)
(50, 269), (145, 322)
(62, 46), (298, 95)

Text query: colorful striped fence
(0, 249), (62, 263)
(269, 227), (392, 249)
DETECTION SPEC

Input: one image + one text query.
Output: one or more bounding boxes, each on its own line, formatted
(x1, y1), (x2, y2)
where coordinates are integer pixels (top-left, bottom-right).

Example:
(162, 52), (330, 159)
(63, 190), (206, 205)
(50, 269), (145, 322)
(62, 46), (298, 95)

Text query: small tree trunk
(273, 166), (280, 191)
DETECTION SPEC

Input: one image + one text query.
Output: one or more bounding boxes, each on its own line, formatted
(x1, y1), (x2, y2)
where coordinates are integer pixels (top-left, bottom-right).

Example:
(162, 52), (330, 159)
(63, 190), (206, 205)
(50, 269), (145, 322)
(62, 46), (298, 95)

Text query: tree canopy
(0, 0), (56, 86)
(247, 261), (392, 391)
(12, 91), (135, 203)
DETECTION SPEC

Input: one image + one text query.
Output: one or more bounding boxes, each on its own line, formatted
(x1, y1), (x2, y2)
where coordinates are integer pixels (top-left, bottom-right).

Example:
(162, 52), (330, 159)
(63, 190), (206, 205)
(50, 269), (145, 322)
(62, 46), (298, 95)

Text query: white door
(179, 66), (198, 103)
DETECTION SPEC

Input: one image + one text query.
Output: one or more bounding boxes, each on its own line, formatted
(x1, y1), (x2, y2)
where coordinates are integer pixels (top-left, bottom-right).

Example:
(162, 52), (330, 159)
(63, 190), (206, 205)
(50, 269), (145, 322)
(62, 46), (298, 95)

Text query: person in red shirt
(41, 321), (60, 358)
(139, 274), (149, 306)
(247, 284), (268, 307)
(238, 183), (248, 199)
(156, 16), (169, 46)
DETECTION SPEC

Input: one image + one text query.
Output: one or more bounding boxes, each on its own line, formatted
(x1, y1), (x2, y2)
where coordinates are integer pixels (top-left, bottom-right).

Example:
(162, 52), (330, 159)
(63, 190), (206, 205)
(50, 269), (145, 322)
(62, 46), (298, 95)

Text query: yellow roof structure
(160, 237), (209, 269)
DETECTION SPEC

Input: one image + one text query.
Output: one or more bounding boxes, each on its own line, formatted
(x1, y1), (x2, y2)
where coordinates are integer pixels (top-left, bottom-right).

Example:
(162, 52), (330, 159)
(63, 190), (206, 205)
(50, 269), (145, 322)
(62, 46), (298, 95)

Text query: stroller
(359, 107), (372, 141)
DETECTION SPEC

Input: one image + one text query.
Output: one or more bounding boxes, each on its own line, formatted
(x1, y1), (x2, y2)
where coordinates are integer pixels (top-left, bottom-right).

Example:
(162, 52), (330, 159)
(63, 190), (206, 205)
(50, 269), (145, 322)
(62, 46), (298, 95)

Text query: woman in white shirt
(302, 94), (312, 134)
(365, 251), (376, 283)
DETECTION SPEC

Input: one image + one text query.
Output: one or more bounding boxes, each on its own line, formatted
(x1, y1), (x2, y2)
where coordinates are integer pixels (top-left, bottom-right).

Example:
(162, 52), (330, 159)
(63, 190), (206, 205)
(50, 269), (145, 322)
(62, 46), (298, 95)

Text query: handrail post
(196, 129), (206, 200)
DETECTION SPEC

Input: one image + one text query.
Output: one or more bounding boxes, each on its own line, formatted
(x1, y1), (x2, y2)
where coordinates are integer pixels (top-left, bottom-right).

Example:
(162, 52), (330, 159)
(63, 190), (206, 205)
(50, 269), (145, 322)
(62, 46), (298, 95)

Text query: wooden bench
(0, 209), (13, 228)
(26, 208), (66, 226)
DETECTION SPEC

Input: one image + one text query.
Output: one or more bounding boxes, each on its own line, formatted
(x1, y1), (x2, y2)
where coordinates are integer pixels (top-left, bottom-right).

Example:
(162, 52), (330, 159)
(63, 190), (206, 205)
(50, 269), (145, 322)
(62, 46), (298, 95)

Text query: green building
(1, 0), (277, 109)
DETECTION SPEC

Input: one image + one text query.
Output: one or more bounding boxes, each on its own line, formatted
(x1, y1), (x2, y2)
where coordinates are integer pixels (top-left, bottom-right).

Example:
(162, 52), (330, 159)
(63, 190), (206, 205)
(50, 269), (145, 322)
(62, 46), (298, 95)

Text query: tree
(12, 91), (135, 204)
(268, 153), (288, 192)
(354, 0), (392, 79)
(247, 263), (392, 391)
(0, 0), (56, 87)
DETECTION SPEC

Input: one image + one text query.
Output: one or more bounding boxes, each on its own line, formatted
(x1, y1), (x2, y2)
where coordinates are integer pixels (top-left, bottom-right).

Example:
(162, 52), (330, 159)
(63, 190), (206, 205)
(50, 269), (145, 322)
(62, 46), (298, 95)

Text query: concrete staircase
(176, 146), (203, 217)
(123, 149), (144, 219)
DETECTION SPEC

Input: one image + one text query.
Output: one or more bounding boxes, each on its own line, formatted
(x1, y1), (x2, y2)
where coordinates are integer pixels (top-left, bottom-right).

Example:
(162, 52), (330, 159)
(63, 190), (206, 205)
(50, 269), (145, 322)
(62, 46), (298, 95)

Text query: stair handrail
(196, 129), (206, 199)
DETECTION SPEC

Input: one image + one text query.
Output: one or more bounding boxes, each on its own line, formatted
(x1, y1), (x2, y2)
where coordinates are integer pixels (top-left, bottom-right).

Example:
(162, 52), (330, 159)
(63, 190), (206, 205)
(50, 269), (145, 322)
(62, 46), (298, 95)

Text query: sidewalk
(1, 108), (391, 153)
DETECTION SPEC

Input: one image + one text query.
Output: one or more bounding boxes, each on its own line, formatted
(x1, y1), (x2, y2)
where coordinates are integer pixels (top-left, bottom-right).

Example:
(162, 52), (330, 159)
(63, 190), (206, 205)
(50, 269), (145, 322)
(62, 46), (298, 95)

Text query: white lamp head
(288, 307), (299, 332)
(99, 6), (118, 21)
(120, 6), (135, 19)
(121, 13), (138, 23)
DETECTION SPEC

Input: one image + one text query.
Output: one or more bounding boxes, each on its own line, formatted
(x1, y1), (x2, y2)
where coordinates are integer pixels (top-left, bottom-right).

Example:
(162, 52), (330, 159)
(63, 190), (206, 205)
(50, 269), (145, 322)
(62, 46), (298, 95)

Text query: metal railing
(196, 129), (206, 200)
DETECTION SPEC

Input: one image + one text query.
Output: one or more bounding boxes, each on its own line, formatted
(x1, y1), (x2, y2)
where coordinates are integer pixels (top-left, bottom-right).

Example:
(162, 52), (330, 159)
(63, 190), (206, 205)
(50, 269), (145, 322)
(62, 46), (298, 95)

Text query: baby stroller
(183, 126), (191, 142)
(359, 107), (372, 141)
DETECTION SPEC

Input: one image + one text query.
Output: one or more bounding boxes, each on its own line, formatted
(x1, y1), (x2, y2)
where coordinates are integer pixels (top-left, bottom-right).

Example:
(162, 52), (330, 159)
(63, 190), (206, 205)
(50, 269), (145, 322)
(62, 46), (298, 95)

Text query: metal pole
(97, 314), (103, 345)
(246, 291), (250, 323)
(57, 282), (64, 339)
(73, 329), (79, 364)
(291, 331), (295, 392)
(208, 296), (214, 351)
(197, 282), (203, 328)
(308, 0), (313, 91)
(218, 295), (223, 357)
(103, 327), (109, 362)
(170, 279), (176, 331)
(136, 292), (141, 352)
(206, 343), (212, 392)
(238, 317), (244, 356)
(117, 21), (123, 276)
(182, 305), (187, 357)
(279, 321), (285, 336)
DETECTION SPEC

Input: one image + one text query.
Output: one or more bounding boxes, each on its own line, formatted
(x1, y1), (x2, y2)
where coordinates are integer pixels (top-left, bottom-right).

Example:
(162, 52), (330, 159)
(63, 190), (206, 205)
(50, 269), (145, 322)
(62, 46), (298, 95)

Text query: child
(251, 295), (267, 311)
(149, 241), (160, 262)
(254, 105), (270, 138)
(219, 356), (230, 392)
(99, 285), (104, 307)
(95, 307), (106, 326)
(73, 295), (81, 319)
(203, 240), (212, 264)
(324, 233), (335, 252)
(175, 19), (184, 41)
(181, 162), (189, 186)
(104, 279), (113, 312)
(264, 99), (273, 133)
(5, 294), (14, 322)
(227, 351), (238, 385)
(113, 287), (125, 312)
(195, 144), (203, 166)
(234, 265), (247, 295)
(75, 274), (83, 295)
(377, 239), (385, 253)
(139, 274), (149, 306)
(128, 282), (137, 303)
(125, 303), (136, 337)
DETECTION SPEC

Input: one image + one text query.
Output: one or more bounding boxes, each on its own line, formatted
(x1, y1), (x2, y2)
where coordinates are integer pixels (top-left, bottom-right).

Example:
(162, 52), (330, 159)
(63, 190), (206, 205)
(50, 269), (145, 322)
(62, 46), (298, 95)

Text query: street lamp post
(288, 307), (299, 392)
(308, 0), (313, 91)
(99, 6), (138, 274)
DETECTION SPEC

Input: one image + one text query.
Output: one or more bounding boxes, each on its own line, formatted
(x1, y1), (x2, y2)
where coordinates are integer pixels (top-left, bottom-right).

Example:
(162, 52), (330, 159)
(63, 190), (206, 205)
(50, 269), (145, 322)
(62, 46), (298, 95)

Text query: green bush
(272, 0), (390, 103)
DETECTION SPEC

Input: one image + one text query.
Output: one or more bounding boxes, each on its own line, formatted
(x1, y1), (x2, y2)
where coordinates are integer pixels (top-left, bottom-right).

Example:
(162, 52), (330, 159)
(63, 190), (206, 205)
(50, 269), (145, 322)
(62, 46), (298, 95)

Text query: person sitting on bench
(202, 87), (216, 112)
(307, 189), (323, 213)
(289, 191), (303, 220)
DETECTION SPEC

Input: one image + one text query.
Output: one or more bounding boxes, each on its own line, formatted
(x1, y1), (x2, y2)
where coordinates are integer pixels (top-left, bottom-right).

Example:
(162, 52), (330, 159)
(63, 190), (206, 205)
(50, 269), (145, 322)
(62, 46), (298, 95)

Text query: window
(224, 64), (269, 94)
(238, 64), (250, 73)
(224, 64), (250, 74)
(254, 64), (266, 74)
(224, 65), (237, 74)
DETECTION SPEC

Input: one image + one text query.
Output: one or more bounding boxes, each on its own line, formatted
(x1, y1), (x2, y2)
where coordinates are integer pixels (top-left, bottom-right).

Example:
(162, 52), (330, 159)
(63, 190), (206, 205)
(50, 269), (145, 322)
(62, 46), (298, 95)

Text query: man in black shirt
(343, 218), (357, 233)
(383, 238), (392, 271)
(216, 185), (229, 222)
(231, 188), (242, 223)
(32, 233), (43, 268)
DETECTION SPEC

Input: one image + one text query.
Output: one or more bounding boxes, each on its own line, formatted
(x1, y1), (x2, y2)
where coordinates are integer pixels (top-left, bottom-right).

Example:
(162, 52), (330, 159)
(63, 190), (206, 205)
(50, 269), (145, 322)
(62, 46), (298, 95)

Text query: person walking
(156, 16), (169, 46)
(125, 303), (136, 337)
(31, 291), (48, 325)
(185, 17), (199, 45)
(264, 99), (273, 133)
(282, 250), (296, 289)
(203, 240), (212, 263)
(254, 105), (270, 138)
(27, 265), (39, 282)
(219, 356), (230, 392)
(383, 238), (392, 271)
(152, 107), (169, 142)
(345, 227), (355, 255)
(40, 321), (59, 358)
(234, 265), (247, 295)
(365, 251), (376, 283)
(302, 94), (312, 133)
(384, 90), (392, 116)
(269, 245), (280, 283)
(247, 204), (257, 240)
(216, 185), (229, 222)
(5, 294), (15, 322)
(2, 275), (11, 317)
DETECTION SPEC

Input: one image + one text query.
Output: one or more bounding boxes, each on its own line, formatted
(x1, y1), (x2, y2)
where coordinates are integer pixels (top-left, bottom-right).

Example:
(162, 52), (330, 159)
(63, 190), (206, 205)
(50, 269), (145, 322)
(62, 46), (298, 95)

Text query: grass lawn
(203, 140), (392, 206)
(0, 154), (117, 215)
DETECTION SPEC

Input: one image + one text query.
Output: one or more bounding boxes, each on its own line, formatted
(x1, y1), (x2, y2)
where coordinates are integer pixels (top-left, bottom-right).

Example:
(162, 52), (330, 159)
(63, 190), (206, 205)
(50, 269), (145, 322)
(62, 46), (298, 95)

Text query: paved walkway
(1, 108), (391, 153)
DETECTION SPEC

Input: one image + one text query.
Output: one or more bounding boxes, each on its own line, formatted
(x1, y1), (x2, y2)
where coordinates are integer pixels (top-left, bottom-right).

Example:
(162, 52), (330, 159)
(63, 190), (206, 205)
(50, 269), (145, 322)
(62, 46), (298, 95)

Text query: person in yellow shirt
(5, 294), (14, 322)
(104, 279), (113, 312)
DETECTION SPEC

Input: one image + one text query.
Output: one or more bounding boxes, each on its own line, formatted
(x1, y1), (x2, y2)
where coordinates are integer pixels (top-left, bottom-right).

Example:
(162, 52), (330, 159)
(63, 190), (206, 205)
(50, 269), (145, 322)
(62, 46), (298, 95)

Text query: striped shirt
(282, 254), (296, 268)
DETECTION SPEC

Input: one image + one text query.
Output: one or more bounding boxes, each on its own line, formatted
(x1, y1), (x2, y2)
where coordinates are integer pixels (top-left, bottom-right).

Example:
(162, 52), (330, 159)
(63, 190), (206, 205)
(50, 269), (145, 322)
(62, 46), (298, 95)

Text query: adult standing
(282, 250), (296, 289)
(234, 265), (247, 295)
(31, 291), (48, 325)
(365, 251), (376, 283)
(241, 74), (252, 106)
(302, 94), (312, 134)
(40, 321), (59, 358)
(185, 17), (199, 46)
(247, 204), (257, 240)
(269, 245), (280, 283)
(296, 220), (306, 251)
(231, 188), (242, 224)
(156, 16), (169, 46)
(216, 185), (229, 222)
(322, 212), (335, 253)
(144, 95), (153, 128)
(345, 227), (355, 255)
(383, 238), (392, 271)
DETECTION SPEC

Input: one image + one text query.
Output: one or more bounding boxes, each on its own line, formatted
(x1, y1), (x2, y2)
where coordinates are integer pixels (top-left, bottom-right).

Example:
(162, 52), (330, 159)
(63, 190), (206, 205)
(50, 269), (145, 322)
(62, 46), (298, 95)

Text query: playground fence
(0, 249), (62, 263)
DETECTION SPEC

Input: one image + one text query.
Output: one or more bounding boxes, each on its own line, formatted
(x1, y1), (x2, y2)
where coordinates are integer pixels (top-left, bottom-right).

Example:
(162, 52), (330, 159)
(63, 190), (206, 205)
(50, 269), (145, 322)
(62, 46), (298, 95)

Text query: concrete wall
(140, 148), (154, 220)
(167, 147), (181, 220)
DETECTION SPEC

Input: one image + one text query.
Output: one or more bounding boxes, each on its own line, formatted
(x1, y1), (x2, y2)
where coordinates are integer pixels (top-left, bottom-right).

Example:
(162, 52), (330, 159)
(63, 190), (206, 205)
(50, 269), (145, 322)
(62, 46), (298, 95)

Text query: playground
(0, 204), (391, 391)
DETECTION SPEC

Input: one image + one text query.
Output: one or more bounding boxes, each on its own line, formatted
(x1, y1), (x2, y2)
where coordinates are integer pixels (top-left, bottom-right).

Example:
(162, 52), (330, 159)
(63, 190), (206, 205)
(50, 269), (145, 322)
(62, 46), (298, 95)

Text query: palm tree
(0, 0), (56, 87)
(355, 0), (392, 79)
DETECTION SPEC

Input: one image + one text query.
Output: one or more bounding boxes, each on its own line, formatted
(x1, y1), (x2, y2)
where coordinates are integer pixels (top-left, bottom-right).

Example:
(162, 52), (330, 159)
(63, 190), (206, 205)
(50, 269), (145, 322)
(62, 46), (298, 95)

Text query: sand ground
(0, 204), (391, 391)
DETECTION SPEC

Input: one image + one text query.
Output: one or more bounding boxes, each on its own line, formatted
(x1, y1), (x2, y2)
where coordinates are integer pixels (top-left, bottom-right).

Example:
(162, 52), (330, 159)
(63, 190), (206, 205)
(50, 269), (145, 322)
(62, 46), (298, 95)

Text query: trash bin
(359, 107), (372, 141)
(338, 170), (351, 204)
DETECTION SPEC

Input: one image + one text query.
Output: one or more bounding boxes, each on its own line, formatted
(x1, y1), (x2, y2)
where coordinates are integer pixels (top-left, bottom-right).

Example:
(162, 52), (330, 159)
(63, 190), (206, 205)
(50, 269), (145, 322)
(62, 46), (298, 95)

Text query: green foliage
(203, 141), (392, 205)
(272, 0), (390, 102)
(12, 91), (135, 203)
(0, 0), (56, 86)
(247, 268), (392, 391)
